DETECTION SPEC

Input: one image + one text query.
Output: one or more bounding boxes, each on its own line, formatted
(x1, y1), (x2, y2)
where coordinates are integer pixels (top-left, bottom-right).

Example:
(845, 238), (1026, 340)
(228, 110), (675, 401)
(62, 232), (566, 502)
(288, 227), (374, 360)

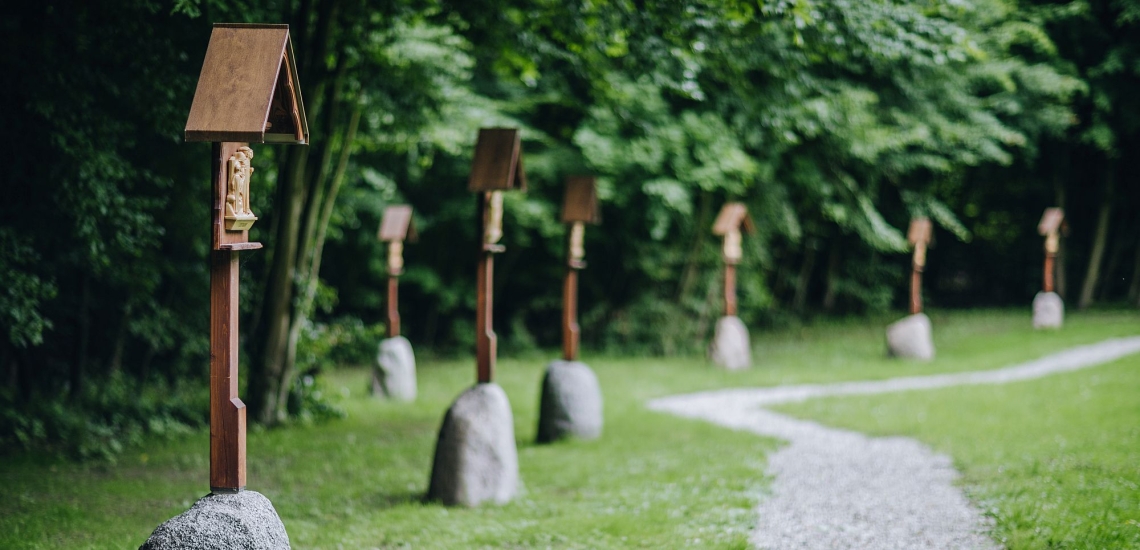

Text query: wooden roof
(185, 24), (308, 144)
(378, 205), (415, 242)
(468, 128), (527, 192)
(1038, 207), (1065, 236)
(712, 202), (754, 235)
(561, 176), (600, 224)
(907, 217), (932, 245)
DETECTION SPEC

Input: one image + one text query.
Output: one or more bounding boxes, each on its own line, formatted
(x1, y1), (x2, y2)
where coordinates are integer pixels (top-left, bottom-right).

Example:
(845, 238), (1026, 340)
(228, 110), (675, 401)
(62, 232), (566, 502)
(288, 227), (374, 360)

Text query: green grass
(1, 309), (1137, 548)
(775, 334), (1140, 548)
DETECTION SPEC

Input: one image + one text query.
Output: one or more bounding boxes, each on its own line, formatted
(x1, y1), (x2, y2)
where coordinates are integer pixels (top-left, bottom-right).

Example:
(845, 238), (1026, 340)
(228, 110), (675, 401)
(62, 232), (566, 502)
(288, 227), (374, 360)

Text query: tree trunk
(1098, 236), (1127, 301)
(246, 0), (343, 425)
(792, 239), (817, 314)
(677, 190), (712, 299)
(822, 242), (841, 312)
(1053, 167), (1068, 298)
(1078, 171), (1113, 310)
(1127, 239), (1140, 305)
(71, 272), (90, 398)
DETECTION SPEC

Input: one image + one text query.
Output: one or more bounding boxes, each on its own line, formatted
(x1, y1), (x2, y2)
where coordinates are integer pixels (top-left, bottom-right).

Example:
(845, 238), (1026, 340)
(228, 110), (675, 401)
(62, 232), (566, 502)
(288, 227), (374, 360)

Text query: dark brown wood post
(724, 263), (738, 317)
(562, 268), (579, 361)
(186, 24), (309, 494)
(467, 128), (525, 383)
(909, 259), (923, 315)
(209, 142), (248, 493)
(906, 217), (931, 316)
(559, 177), (597, 362)
(712, 203), (752, 318)
(1038, 208), (1065, 294)
(387, 274), (400, 338)
(476, 191), (500, 383)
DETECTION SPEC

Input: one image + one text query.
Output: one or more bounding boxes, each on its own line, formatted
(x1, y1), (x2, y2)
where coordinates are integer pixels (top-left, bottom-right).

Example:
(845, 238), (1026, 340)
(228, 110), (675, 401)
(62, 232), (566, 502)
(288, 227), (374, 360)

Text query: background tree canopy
(2, 0), (1138, 456)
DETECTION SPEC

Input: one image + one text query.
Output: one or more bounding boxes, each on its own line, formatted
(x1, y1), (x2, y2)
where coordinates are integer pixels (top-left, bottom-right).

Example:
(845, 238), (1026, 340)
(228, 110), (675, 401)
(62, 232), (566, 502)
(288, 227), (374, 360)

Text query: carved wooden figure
(711, 203), (755, 316)
(185, 23), (308, 494)
(906, 218), (933, 315)
(378, 205), (416, 338)
(468, 128), (526, 383)
(560, 176), (601, 361)
(1037, 208), (1065, 293)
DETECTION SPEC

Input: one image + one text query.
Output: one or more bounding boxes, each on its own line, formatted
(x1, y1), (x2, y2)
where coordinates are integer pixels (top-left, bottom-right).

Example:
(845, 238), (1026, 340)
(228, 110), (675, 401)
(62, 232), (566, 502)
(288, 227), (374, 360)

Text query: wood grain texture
(561, 176), (600, 224)
(186, 24), (307, 144)
(209, 250), (246, 492)
(468, 128), (526, 191)
(211, 142), (259, 250)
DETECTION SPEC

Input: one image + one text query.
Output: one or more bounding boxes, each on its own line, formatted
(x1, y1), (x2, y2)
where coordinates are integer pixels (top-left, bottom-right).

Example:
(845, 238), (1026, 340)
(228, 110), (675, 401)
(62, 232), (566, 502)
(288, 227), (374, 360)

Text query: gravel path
(649, 337), (1140, 549)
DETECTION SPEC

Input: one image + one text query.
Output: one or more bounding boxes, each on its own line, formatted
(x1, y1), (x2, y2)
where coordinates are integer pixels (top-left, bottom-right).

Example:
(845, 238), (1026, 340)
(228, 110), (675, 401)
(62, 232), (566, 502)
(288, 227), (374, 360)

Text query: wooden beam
(724, 264), (738, 317)
(475, 192), (497, 383)
(387, 275), (400, 338)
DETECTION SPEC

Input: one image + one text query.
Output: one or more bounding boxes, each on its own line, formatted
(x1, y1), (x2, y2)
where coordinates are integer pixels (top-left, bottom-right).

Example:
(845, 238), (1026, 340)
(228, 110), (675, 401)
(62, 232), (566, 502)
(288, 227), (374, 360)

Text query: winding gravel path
(649, 337), (1140, 549)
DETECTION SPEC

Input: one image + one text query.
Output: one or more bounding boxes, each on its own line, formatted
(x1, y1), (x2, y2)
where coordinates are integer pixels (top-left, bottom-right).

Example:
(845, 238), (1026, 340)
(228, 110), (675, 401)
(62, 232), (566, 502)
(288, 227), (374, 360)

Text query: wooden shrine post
(907, 218), (933, 315)
(185, 24), (308, 493)
(560, 176), (601, 361)
(378, 206), (416, 338)
(467, 129), (526, 383)
(1037, 208), (1065, 293)
(711, 203), (755, 317)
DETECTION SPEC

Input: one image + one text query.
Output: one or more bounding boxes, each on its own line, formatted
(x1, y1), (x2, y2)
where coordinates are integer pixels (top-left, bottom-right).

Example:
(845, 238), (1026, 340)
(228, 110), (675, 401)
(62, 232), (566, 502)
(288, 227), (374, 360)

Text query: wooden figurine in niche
(372, 205), (418, 401)
(708, 202), (754, 369)
(1033, 208), (1065, 329)
(885, 217), (935, 360)
(536, 176), (604, 443)
(184, 22), (308, 494)
(426, 128), (525, 507)
(140, 22), (308, 548)
(225, 146), (258, 231)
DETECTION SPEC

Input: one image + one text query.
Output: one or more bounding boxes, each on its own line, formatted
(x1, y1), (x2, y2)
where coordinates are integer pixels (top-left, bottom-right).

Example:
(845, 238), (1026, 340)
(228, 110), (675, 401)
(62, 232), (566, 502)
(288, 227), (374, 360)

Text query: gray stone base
(536, 360), (603, 443)
(426, 383), (518, 507)
(1033, 292), (1064, 329)
(709, 315), (751, 370)
(886, 313), (935, 361)
(372, 336), (416, 401)
(139, 491), (289, 550)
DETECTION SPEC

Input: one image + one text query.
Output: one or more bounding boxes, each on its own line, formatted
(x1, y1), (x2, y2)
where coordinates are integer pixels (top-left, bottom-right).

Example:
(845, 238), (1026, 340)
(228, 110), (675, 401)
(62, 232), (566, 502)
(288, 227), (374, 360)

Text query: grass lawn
(1, 309), (1137, 548)
(776, 328), (1140, 548)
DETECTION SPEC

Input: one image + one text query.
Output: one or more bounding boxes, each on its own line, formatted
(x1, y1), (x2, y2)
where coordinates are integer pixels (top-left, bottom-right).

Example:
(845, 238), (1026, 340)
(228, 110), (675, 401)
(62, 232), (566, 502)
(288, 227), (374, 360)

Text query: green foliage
(0, 373), (206, 461)
(777, 350), (1140, 548)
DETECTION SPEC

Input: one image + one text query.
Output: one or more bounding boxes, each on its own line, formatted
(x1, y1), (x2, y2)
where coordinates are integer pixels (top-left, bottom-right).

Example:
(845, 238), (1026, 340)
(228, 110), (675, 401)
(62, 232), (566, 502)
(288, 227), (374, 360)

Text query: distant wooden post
(378, 206), (415, 338)
(185, 23), (308, 493)
(1038, 208), (1065, 293)
(907, 218), (933, 315)
(467, 129), (526, 383)
(712, 203), (755, 317)
(560, 177), (601, 361)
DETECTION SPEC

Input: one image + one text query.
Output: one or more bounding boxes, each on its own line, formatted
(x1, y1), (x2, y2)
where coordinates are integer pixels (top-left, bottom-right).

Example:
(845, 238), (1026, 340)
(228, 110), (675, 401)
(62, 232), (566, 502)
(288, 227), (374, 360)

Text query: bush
(0, 372), (207, 461)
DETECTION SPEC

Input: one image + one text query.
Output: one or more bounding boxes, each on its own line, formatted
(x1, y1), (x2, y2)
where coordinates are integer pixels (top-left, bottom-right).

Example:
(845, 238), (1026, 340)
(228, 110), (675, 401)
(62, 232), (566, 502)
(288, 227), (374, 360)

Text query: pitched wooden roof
(712, 202), (754, 235)
(185, 24), (308, 144)
(1038, 207), (1065, 236)
(468, 128), (527, 191)
(561, 176), (600, 224)
(907, 217), (932, 245)
(378, 205), (415, 242)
